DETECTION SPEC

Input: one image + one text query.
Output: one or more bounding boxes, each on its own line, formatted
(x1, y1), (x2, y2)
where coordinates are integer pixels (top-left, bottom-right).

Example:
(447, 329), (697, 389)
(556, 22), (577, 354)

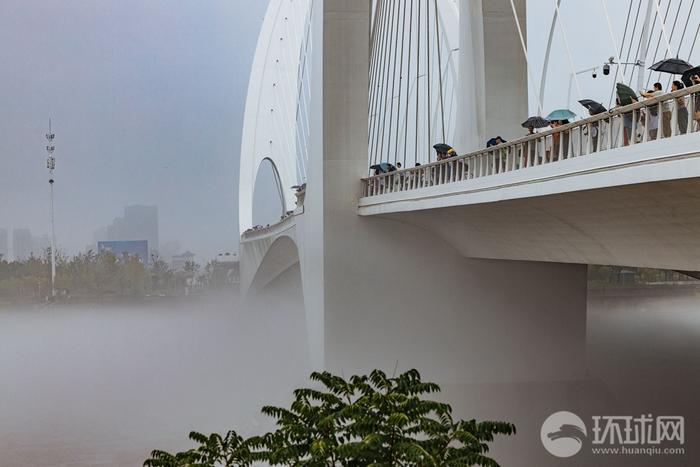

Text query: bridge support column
(318, 1), (590, 464)
(322, 0), (586, 378)
(456, 0), (528, 151)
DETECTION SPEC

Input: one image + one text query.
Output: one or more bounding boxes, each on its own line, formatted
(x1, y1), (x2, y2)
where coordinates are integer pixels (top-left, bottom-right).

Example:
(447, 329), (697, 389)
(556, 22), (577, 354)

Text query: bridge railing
(361, 83), (700, 198)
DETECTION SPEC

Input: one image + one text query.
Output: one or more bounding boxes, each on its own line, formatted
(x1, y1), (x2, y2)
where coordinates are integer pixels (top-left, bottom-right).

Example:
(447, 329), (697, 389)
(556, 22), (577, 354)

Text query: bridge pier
(313, 2), (596, 464)
(318, 0), (588, 379)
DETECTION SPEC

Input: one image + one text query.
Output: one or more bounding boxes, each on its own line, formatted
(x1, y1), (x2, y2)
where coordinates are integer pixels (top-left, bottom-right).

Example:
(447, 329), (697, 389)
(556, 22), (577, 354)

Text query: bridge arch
(252, 157), (287, 227)
(238, 0), (313, 234)
(247, 234), (301, 295)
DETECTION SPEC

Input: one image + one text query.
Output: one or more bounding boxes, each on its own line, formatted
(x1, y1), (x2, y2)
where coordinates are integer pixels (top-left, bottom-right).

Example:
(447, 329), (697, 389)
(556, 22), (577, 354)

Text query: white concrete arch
(246, 234), (300, 295)
(254, 156), (287, 223)
(239, 0), (313, 235)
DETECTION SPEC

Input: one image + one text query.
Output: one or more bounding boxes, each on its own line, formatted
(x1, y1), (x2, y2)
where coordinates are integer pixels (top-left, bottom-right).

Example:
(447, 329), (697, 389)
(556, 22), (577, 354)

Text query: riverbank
(0, 288), (239, 312)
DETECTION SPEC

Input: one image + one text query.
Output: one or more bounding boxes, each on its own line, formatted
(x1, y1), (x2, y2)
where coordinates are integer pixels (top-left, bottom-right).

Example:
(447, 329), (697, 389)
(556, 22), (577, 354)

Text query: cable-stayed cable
(384, 0), (401, 165)
(646, 0), (673, 88)
(608, 0), (635, 107)
(403, 0), (414, 167)
(434, 0), (446, 144)
(415, 0), (421, 164)
(622, 0), (643, 80)
(425, 0), (431, 153)
(394, 0), (408, 166)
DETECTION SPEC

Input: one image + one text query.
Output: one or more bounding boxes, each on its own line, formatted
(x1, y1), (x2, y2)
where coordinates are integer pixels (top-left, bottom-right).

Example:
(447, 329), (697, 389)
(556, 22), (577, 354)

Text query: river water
(0, 289), (698, 466)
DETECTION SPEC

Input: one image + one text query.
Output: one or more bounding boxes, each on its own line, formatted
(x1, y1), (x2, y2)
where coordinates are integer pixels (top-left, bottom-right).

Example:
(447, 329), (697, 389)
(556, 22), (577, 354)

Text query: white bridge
(237, 1), (700, 464)
(359, 87), (700, 269)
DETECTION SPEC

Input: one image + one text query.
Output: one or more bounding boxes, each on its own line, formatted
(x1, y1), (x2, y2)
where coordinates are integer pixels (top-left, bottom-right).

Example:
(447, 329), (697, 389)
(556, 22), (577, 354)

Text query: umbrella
(616, 83), (637, 105)
(369, 162), (396, 173)
(521, 116), (550, 129)
(433, 143), (453, 153)
(546, 109), (576, 121)
(649, 57), (693, 75)
(578, 99), (607, 115)
(681, 65), (700, 87)
(486, 136), (507, 147)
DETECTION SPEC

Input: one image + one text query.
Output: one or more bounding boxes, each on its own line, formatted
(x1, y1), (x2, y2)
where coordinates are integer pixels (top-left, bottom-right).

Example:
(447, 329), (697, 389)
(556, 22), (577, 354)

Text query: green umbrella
(616, 83), (637, 105)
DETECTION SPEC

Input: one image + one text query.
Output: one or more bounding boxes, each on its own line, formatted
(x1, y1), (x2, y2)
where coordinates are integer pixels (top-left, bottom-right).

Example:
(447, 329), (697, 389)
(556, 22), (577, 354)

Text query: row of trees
(588, 265), (698, 288)
(144, 369), (515, 467)
(0, 249), (228, 302)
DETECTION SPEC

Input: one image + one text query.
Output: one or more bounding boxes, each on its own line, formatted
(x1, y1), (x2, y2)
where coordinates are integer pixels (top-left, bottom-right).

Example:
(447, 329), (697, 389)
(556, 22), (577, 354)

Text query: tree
(150, 255), (175, 295)
(144, 431), (256, 467)
(183, 260), (200, 275)
(143, 369), (515, 467)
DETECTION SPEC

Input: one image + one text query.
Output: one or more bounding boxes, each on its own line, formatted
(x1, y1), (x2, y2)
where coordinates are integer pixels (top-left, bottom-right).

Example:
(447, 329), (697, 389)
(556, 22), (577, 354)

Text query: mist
(0, 286), (311, 466)
(2, 0), (700, 465)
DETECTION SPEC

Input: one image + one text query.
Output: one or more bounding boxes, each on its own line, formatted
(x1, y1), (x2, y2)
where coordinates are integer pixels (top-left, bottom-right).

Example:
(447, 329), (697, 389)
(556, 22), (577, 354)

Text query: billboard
(97, 240), (149, 263)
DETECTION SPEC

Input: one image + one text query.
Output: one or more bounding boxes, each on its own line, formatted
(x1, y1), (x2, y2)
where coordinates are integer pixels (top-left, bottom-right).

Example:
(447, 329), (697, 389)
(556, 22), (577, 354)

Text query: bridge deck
(360, 83), (700, 207)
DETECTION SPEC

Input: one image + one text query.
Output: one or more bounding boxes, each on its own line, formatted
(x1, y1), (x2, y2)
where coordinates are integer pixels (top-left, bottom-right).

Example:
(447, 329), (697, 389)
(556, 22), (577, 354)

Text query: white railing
(361, 84), (700, 197)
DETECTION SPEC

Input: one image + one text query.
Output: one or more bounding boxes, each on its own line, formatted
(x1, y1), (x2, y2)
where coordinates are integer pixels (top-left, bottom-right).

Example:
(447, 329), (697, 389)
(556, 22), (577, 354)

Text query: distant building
(171, 251), (196, 271)
(10, 229), (53, 261)
(95, 205), (159, 258)
(98, 240), (149, 263)
(0, 228), (7, 260)
(12, 228), (33, 261)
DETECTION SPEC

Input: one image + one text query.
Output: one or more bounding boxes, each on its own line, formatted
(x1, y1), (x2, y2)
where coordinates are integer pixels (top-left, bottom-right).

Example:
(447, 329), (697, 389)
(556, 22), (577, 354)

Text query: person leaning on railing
(616, 96), (638, 146)
(547, 120), (569, 161)
(640, 83), (664, 139)
(671, 80), (688, 135)
(691, 74), (700, 130)
(486, 136), (507, 172)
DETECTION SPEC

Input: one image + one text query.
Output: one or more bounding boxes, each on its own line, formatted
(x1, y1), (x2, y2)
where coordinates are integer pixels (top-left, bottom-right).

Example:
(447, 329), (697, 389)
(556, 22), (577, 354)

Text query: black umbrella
(578, 99), (607, 115)
(521, 116), (550, 129)
(681, 65), (700, 87)
(433, 143), (458, 160)
(649, 57), (693, 75)
(433, 143), (453, 153)
(486, 136), (507, 148)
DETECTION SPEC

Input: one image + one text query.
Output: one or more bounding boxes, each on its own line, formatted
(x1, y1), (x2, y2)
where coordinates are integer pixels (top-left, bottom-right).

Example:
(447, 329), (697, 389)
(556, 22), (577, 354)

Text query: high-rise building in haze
(96, 205), (159, 258)
(0, 228), (7, 260)
(33, 234), (50, 255)
(12, 228), (33, 261)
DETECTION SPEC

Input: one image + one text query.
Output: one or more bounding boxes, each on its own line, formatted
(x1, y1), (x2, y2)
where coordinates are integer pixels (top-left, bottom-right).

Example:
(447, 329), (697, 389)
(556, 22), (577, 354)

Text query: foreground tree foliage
(144, 369), (515, 467)
(144, 431), (256, 467)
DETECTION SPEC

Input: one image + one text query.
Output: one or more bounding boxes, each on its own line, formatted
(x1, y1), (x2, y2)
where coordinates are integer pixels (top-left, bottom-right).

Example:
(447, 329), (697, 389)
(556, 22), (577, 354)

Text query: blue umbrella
(546, 109), (576, 121)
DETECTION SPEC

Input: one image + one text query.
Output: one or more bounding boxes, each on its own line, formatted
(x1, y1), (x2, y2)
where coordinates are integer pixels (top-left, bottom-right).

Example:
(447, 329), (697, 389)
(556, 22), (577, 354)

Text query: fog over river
(1, 288), (699, 466)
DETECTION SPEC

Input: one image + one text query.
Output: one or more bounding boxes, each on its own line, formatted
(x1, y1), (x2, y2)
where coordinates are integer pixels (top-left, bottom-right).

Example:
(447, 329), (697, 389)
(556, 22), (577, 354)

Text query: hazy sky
(0, 0), (268, 261)
(1, 0), (697, 262)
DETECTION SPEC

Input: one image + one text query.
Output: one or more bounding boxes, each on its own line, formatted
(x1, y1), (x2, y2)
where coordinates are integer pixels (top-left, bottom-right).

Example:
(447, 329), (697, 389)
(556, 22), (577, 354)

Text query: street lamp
(45, 119), (56, 299)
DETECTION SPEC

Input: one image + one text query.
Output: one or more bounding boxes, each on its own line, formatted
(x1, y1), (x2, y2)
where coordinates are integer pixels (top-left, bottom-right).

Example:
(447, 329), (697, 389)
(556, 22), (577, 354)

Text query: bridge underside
(360, 133), (700, 271)
(369, 176), (700, 271)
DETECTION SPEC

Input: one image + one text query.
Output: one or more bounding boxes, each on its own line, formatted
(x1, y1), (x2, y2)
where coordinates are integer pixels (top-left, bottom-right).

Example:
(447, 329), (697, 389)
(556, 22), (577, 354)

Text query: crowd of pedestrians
(367, 78), (700, 193)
